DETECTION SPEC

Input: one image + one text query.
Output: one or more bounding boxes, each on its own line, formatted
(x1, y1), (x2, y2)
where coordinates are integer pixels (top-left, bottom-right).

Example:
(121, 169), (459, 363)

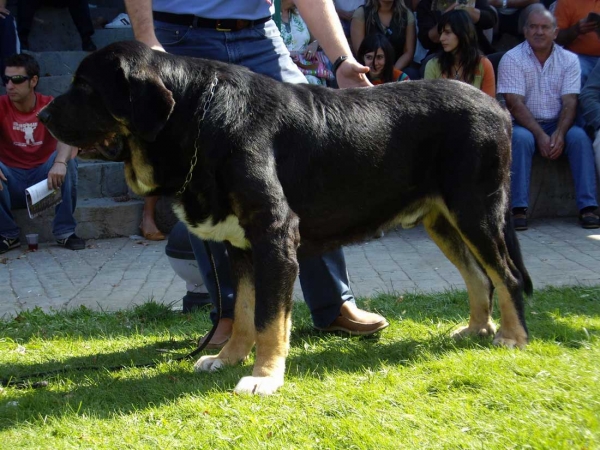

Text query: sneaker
(81, 36), (97, 52)
(512, 208), (528, 231)
(104, 13), (131, 29)
(315, 301), (389, 336)
(56, 233), (86, 250)
(0, 236), (20, 254)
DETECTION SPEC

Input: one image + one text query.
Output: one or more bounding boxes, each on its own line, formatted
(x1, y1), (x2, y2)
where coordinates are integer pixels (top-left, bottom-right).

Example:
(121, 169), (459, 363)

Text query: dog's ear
(94, 65), (175, 142)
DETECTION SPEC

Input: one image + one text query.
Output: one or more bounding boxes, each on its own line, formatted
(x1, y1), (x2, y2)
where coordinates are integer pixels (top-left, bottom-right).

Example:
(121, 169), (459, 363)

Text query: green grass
(1, 286), (599, 449)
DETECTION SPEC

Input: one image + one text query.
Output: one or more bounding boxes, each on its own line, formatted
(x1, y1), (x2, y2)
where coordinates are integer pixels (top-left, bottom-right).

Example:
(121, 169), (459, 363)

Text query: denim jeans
(156, 18), (354, 327)
(578, 54), (600, 89)
(510, 122), (598, 211)
(0, 152), (78, 240)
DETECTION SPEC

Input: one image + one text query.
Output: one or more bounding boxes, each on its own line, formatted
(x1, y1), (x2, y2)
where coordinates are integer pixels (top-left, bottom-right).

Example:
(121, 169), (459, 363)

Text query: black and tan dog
(40, 41), (532, 395)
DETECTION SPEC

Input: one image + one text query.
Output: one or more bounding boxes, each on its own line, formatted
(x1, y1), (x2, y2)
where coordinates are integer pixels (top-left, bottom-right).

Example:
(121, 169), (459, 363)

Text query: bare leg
(140, 196), (165, 240)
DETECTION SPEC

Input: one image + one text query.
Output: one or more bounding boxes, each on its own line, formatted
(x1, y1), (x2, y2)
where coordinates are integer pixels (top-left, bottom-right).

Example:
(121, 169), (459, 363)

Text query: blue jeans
(511, 122), (598, 211)
(0, 152), (78, 240)
(156, 19), (354, 328)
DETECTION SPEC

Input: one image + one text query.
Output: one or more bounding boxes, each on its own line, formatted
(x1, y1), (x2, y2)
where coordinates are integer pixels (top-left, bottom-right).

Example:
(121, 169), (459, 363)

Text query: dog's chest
(173, 204), (250, 249)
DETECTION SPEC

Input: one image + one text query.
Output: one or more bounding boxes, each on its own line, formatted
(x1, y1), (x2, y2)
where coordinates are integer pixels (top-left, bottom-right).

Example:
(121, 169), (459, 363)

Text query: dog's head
(39, 41), (175, 161)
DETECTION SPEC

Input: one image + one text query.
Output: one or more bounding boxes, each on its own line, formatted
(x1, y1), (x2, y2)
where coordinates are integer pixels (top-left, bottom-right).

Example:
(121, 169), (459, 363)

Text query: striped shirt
(497, 41), (580, 122)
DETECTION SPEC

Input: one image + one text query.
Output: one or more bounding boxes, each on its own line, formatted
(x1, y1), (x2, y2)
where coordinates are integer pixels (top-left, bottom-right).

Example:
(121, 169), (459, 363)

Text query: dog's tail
(504, 208), (533, 296)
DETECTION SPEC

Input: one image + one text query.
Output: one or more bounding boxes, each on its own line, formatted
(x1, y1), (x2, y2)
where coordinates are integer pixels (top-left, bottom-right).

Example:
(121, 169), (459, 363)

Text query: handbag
(290, 50), (335, 81)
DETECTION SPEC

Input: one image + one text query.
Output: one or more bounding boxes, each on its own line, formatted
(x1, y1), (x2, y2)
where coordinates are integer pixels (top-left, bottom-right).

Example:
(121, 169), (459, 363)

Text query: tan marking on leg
(194, 276), (256, 372)
(233, 308), (290, 395)
(423, 210), (496, 339)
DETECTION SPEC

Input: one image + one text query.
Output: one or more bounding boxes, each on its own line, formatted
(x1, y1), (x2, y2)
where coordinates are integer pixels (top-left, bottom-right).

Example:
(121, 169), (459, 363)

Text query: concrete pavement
(2, 217), (600, 318)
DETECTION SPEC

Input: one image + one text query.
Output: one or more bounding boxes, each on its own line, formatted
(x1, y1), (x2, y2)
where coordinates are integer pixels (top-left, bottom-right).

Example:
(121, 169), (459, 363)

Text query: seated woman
(351, 0), (416, 72)
(357, 33), (410, 84)
(279, 0), (333, 85)
(424, 10), (495, 97)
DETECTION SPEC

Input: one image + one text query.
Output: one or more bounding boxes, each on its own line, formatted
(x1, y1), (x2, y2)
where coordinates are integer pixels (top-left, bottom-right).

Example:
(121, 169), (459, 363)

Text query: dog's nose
(37, 108), (51, 124)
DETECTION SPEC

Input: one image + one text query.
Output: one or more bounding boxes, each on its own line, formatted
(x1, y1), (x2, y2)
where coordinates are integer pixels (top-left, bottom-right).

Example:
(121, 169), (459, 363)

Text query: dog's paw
(234, 376), (284, 396)
(193, 355), (227, 372)
(451, 322), (496, 340)
(492, 329), (528, 349)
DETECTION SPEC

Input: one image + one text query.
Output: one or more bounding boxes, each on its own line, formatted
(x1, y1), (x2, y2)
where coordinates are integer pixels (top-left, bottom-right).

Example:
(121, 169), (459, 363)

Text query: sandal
(140, 221), (166, 241)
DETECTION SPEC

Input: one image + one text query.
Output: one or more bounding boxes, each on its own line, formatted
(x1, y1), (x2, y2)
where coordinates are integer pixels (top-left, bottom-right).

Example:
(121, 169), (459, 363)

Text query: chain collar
(176, 75), (219, 196)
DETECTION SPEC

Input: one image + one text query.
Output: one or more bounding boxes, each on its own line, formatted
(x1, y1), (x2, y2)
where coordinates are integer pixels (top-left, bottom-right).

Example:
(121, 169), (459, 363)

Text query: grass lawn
(1, 286), (599, 449)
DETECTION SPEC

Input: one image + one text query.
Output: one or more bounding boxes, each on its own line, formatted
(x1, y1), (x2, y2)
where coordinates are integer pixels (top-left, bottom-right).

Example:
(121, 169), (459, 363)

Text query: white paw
(234, 376), (284, 396)
(193, 355), (227, 372)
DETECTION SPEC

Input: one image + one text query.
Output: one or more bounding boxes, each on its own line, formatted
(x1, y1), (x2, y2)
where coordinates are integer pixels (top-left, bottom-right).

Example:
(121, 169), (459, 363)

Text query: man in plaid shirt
(498, 4), (599, 231)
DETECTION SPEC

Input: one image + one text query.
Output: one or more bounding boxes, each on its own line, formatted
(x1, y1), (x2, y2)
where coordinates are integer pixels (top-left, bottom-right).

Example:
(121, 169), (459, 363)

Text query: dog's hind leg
(194, 247), (257, 373)
(451, 204), (529, 348)
(423, 209), (496, 339)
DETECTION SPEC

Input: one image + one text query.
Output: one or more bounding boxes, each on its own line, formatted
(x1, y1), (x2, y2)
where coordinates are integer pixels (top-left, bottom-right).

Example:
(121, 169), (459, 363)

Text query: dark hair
(357, 34), (396, 83)
(364, 0), (410, 33)
(436, 10), (480, 84)
(4, 53), (40, 79)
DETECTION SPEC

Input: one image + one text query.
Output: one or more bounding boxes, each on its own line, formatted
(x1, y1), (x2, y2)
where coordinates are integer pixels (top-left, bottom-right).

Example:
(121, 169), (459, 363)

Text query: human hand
(578, 17), (599, 35)
(336, 58), (373, 88)
(536, 133), (552, 158)
(47, 162), (67, 190)
(548, 130), (565, 160)
(304, 40), (319, 59)
(444, 2), (458, 13)
(0, 167), (6, 192)
(0, 7), (10, 19)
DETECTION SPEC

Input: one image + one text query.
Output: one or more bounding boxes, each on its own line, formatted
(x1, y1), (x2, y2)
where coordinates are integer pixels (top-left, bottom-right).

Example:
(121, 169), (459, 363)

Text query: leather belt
(153, 11), (271, 31)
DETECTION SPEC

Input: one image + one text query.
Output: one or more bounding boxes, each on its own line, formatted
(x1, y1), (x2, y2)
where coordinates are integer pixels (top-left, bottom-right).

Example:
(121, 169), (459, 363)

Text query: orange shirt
(555, 0), (600, 56)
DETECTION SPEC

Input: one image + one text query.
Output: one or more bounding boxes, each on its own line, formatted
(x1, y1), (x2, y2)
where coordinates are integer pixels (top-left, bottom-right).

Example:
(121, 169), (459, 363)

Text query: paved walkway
(2, 217), (600, 318)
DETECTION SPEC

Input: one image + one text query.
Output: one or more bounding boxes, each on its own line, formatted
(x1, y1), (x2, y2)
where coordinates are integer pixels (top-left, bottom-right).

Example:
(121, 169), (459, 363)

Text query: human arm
(487, 0), (539, 11)
(47, 142), (76, 190)
(417, 0), (443, 49)
(350, 6), (365, 55)
(334, 2), (356, 22)
(505, 93), (551, 157)
(395, 20), (416, 70)
(480, 57), (496, 97)
(469, 0), (497, 29)
(0, 0), (9, 19)
(124, 0), (164, 50)
(545, 94), (577, 160)
(296, 0), (371, 87)
(554, 0), (598, 47)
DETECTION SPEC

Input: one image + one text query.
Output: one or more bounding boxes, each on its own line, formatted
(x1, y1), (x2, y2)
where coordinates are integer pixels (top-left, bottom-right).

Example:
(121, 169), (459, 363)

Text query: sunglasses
(2, 75), (31, 85)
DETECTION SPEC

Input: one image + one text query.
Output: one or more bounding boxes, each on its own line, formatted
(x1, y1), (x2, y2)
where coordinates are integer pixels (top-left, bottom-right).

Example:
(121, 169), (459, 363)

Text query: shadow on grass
(0, 286), (598, 429)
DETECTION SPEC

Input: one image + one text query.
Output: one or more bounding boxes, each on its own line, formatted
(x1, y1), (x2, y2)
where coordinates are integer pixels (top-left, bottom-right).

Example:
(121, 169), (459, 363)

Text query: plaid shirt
(497, 41), (581, 122)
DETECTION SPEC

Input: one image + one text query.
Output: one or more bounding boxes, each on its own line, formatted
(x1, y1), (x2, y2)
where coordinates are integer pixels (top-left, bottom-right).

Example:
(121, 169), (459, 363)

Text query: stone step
(29, 27), (133, 52)
(14, 197), (144, 243)
(33, 51), (89, 76)
(78, 161), (130, 199)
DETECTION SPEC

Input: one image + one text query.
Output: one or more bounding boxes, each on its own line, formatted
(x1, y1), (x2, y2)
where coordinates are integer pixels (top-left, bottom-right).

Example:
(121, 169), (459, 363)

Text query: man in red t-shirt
(0, 53), (85, 254)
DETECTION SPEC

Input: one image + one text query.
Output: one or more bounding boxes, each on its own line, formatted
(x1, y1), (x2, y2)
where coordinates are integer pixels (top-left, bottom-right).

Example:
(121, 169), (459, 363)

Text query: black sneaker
(0, 236), (20, 254)
(182, 292), (212, 313)
(81, 36), (97, 52)
(56, 234), (86, 250)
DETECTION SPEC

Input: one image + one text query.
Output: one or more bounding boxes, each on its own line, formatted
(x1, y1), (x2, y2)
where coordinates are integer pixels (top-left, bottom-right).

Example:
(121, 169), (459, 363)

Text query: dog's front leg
(194, 247), (256, 371)
(235, 219), (299, 395)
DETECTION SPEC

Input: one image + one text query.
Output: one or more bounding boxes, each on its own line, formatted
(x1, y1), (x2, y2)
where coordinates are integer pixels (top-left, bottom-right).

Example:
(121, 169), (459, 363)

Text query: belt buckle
(216, 20), (231, 32)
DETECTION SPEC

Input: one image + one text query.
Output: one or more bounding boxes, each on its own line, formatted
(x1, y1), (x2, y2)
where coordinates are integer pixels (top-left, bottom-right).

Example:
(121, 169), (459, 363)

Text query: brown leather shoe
(315, 301), (389, 336)
(198, 317), (233, 349)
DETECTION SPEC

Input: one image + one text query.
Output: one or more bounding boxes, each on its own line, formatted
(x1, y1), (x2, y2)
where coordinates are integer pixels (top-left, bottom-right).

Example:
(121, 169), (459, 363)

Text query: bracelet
(332, 55), (349, 76)
(54, 161), (68, 168)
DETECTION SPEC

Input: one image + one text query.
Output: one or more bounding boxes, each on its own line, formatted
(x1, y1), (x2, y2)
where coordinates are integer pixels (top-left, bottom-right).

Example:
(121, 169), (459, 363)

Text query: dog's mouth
(78, 134), (128, 161)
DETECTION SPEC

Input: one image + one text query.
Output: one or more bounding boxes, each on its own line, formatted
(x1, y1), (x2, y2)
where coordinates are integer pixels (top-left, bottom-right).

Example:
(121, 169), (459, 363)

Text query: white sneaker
(104, 13), (131, 29)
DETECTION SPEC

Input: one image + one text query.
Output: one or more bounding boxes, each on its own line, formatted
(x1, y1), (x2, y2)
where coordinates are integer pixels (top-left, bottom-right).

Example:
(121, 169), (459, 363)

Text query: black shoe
(81, 37), (97, 52)
(579, 211), (600, 229)
(513, 214), (528, 231)
(56, 234), (86, 250)
(0, 236), (20, 254)
(182, 292), (212, 313)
